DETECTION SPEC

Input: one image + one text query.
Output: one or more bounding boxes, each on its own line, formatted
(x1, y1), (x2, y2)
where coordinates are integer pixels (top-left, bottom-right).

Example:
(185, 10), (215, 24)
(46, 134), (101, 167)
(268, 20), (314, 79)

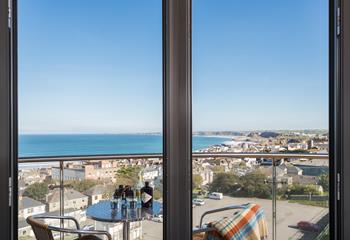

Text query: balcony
(18, 153), (329, 240)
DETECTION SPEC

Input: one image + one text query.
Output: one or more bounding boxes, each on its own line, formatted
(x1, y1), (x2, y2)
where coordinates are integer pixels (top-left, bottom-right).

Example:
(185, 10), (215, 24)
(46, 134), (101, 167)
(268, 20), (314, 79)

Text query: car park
(208, 192), (223, 200)
(152, 214), (163, 223)
(193, 198), (205, 206)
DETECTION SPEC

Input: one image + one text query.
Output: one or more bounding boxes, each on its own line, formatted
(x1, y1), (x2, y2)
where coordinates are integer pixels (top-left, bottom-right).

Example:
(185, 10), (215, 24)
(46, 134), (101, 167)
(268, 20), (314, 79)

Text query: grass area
(288, 199), (329, 208)
(18, 236), (34, 240)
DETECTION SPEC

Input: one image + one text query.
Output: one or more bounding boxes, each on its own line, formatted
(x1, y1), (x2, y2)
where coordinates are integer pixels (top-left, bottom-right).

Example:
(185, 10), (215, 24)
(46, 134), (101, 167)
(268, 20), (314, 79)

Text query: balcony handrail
(18, 153), (164, 163)
(18, 152), (329, 163)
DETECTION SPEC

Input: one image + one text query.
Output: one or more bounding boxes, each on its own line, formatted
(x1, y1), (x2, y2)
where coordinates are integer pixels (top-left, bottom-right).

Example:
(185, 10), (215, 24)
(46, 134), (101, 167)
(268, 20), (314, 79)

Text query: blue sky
(19, 0), (328, 134)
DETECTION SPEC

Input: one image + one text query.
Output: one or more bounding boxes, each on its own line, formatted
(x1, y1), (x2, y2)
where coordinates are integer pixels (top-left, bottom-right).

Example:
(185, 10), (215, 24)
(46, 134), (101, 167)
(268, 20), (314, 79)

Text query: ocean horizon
(19, 134), (229, 158)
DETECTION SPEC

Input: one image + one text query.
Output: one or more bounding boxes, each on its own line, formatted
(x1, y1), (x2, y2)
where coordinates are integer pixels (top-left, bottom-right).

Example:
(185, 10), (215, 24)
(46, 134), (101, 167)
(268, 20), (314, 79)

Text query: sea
(19, 134), (230, 157)
(19, 134), (229, 168)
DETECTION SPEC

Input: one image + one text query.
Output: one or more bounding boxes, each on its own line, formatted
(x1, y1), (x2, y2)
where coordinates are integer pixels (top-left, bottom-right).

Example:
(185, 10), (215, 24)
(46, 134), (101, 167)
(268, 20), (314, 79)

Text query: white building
(243, 158), (258, 167)
(201, 168), (214, 185)
(193, 167), (214, 186)
(84, 185), (110, 205)
(143, 166), (161, 181)
(46, 188), (88, 212)
(18, 196), (46, 238)
(287, 143), (308, 151)
(18, 196), (46, 219)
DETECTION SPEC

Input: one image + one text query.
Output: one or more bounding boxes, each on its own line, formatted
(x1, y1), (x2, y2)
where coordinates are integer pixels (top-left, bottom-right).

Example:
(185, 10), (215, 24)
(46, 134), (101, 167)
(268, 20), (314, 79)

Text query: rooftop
(19, 197), (45, 210)
(47, 188), (88, 203)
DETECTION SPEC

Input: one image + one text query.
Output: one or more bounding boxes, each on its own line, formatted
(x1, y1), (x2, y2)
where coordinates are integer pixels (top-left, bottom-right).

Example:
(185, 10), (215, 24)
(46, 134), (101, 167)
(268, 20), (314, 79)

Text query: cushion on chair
(193, 232), (205, 240)
(205, 204), (268, 240)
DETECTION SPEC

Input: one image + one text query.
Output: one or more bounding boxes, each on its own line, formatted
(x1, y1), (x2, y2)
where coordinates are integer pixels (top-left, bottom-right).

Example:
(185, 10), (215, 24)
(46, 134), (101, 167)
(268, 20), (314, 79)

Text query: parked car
(297, 221), (321, 232)
(152, 214), (163, 223)
(208, 192), (223, 200)
(193, 198), (205, 206)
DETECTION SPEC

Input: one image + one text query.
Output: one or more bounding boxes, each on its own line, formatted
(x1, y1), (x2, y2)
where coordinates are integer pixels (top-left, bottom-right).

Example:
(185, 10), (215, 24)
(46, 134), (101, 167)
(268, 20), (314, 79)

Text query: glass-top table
(86, 201), (162, 240)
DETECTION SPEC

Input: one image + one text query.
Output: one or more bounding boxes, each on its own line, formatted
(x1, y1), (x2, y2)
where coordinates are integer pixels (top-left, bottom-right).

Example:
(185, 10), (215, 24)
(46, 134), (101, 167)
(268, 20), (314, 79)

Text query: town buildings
(46, 188), (89, 212)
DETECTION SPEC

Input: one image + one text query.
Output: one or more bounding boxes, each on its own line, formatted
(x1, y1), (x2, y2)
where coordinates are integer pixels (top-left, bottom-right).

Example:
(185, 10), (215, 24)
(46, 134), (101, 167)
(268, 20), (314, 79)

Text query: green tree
(192, 174), (203, 189)
(319, 173), (329, 192)
(211, 166), (225, 173)
(239, 162), (247, 167)
(70, 179), (101, 193)
(304, 184), (321, 195)
(18, 236), (33, 240)
(153, 187), (163, 200)
(115, 166), (141, 186)
(24, 182), (48, 201)
(239, 172), (271, 198)
(209, 173), (240, 195)
(289, 184), (320, 196)
(288, 184), (305, 195)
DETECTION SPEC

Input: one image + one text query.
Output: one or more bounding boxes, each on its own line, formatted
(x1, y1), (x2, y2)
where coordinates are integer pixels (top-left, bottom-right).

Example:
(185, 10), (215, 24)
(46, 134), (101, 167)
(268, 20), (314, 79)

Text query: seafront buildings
(52, 159), (163, 182)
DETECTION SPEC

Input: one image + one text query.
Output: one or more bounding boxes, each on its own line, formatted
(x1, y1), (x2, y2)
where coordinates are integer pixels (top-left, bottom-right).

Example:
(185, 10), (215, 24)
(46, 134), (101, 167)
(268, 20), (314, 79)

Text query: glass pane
(192, 1), (329, 240)
(18, 162), (56, 240)
(18, 1), (163, 239)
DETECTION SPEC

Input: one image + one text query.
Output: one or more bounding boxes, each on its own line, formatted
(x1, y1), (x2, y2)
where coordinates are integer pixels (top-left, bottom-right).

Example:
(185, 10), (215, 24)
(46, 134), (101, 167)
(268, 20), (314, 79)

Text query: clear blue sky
(18, 0), (328, 134)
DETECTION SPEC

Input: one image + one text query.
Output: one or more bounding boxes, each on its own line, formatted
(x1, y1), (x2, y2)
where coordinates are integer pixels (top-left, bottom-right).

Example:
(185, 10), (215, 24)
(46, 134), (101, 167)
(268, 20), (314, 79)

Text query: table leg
(123, 222), (130, 240)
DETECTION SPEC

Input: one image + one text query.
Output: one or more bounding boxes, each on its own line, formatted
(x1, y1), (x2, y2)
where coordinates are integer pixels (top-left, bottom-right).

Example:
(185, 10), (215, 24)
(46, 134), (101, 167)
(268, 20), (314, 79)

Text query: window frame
(0, 0), (16, 239)
(163, 0), (192, 239)
(0, 0), (347, 239)
(330, 0), (340, 239)
(340, 0), (350, 239)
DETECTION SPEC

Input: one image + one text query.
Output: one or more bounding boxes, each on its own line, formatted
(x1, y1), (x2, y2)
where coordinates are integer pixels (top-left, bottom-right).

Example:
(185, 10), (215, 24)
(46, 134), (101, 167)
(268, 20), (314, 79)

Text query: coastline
(18, 134), (229, 167)
(192, 134), (234, 139)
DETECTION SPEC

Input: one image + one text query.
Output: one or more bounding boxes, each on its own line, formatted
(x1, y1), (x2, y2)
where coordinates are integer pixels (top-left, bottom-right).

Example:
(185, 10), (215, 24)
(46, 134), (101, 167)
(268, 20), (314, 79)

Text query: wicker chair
(26, 215), (112, 240)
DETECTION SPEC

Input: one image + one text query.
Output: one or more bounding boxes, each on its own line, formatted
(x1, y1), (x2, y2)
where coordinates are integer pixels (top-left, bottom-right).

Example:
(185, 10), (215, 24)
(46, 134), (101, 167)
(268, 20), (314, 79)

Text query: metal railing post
(59, 160), (64, 240)
(272, 158), (277, 240)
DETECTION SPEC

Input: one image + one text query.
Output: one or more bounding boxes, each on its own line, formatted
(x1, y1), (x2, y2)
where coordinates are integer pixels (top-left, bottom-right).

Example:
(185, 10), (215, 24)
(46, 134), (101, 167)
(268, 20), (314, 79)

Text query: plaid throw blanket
(204, 203), (268, 240)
